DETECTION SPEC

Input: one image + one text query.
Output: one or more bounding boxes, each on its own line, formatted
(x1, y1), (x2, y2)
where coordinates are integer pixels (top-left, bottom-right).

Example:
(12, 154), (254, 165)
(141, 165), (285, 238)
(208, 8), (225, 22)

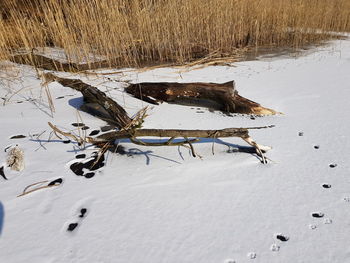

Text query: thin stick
(17, 180), (61, 197)
(184, 137), (196, 157)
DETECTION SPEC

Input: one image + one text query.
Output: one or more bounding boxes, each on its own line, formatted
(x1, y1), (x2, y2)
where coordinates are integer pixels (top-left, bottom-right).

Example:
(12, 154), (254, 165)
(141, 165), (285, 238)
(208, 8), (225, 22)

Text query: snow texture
(1, 37), (350, 263)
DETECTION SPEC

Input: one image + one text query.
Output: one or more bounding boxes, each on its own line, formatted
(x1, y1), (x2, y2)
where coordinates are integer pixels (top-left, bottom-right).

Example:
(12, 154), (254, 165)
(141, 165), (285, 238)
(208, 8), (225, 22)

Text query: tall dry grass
(1, 0), (350, 67)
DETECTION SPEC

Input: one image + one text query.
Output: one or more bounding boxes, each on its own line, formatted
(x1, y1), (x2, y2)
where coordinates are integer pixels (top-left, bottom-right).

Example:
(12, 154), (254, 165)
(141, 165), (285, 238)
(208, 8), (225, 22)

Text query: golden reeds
(1, 0), (350, 68)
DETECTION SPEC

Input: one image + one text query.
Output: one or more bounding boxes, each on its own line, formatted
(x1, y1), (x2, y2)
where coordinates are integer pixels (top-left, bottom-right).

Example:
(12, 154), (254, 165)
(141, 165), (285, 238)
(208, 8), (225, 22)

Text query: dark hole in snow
(84, 172), (95, 179)
(250, 115), (255, 120)
(312, 212), (324, 218)
(70, 153), (105, 177)
(79, 208), (87, 218)
(115, 145), (126, 155)
(63, 140), (71, 144)
(70, 162), (85, 176)
(71, 123), (85, 127)
(48, 178), (63, 186)
(329, 163), (337, 168)
(75, 154), (86, 159)
(298, 132), (304, 136)
(56, 96), (65, 99)
(100, 125), (115, 132)
(67, 223), (78, 232)
(276, 234), (289, 242)
(84, 154), (105, 171)
(0, 166), (7, 180)
(314, 145), (320, 149)
(89, 130), (100, 136)
(322, 184), (331, 189)
(17, 101), (23, 104)
(81, 126), (89, 130)
(10, 135), (26, 139)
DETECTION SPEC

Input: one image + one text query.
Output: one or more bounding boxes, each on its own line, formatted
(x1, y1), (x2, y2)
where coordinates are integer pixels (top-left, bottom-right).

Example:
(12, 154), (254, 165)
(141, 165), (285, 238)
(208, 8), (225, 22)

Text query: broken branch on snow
(44, 73), (274, 163)
(125, 81), (279, 115)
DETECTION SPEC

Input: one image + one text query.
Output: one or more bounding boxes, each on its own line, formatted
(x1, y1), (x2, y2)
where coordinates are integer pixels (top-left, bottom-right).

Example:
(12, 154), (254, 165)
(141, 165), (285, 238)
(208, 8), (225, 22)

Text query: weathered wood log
(96, 126), (273, 155)
(98, 127), (249, 141)
(125, 81), (278, 115)
(49, 120), (272, 163)
(45, 73), (273, 162)
(10, 53), (111, 72)
(96, 126), (273, 162)
(44, 73), (132, 129)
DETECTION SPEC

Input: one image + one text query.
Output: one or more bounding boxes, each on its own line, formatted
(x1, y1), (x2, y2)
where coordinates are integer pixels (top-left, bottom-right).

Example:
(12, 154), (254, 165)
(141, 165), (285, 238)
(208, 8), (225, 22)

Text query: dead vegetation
(44, 73), (274, 163)
(1, 0), (350, 68)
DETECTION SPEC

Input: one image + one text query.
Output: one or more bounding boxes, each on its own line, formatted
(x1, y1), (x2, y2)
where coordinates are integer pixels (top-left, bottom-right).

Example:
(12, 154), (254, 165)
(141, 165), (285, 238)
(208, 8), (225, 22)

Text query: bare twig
(17, 180), (60, 197)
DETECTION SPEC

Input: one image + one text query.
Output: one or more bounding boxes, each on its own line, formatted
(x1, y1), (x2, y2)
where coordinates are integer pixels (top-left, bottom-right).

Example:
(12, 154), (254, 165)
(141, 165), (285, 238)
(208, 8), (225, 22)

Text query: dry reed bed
(0, 0), (350, 68)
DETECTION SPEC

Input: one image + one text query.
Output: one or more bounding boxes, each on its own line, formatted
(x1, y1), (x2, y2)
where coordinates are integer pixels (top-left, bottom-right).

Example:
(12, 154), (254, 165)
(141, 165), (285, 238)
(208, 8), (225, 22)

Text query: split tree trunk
(125, 81), (278, 115)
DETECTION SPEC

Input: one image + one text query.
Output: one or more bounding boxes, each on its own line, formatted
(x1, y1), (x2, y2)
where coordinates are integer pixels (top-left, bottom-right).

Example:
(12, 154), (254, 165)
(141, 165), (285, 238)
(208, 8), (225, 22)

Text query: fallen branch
(17, 180), (60, 197)
(48, 121), (272, 163)
(125, 81), (279, 115)
(44, 73), (132, 129)
(44, 73), (274, 163)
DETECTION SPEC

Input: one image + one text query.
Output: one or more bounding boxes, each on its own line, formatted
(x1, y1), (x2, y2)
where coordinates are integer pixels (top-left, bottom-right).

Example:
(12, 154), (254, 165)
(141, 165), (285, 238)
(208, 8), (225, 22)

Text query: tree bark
(44, 73), (131, 129)
(125, 81), (278, 115)
(97, 127), (249, 141)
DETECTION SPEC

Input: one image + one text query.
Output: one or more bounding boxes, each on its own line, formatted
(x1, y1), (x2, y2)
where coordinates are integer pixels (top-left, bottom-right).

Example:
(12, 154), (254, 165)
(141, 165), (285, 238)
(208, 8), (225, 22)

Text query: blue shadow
(68, 97), (84, 109)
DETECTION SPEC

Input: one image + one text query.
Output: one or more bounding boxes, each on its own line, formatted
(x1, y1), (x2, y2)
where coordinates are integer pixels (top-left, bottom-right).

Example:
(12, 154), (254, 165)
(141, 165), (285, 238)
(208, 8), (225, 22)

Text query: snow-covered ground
(1, 37), (350, 263)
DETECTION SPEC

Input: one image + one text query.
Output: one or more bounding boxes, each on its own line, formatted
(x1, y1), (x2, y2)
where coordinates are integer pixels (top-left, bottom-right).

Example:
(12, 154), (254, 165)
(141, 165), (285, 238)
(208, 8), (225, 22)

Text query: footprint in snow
(75, 154), (86, 159)
(67, 223), (79, 232)
(322, 184), (331, 189)
(68, 151), (105, 178)
(312, 212), (324, 218)
(66, 208), (89, 232)
(100, 125), (115, 132)
(247, 252), (256, 259)
(89, 130), (100, 136)
(324, 218), (332, 224)
(313, 145), (320, 149)
(343, 197), (350, 202)
(309, 224), (317, 230)
(48, 178), (63, 186)
(270, 244), (280, 252)
(329, 163), (337, 168)
(71, 122), (85, 127)
(276, 234), (289, 242)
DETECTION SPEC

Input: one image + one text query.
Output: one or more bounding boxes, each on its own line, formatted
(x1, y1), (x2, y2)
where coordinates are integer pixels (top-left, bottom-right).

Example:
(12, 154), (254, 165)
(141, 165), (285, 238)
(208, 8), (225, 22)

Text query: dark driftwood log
(125, 81), (277, 115)
(44, 73), (131, 129)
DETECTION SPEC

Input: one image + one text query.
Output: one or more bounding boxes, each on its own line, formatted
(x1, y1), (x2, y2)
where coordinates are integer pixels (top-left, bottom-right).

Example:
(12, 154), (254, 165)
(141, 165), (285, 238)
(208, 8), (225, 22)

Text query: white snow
(1, 37), (350, 263)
